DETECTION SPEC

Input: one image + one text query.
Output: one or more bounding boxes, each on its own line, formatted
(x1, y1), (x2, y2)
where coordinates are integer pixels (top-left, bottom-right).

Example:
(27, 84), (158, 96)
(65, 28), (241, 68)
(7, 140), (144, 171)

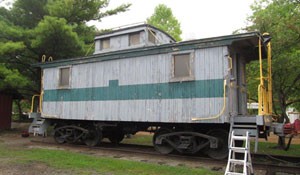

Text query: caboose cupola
(94, 24), (176, 54)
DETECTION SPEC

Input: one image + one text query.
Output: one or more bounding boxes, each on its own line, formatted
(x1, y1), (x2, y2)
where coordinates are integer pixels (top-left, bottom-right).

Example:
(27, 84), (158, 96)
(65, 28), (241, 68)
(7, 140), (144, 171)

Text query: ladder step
(225, 130), (254, 175)
(229, 159), (245, 165)
(232, 129), (258, 137)
(230, 147), (248, 153)
(232, 135), (248, 140)
(233, 124), (257, 128)
(34, 125), (42, 128)
(225, 172), (244, 175)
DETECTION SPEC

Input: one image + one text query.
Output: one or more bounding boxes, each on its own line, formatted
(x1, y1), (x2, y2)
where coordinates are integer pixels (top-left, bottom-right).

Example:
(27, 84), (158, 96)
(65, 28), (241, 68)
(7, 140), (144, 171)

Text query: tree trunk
(278, 91), (290, 123)
(277, 136), (286, 149)
(16, 100), (22, 122)
(282, 112), (290, 123)
(276, 91), (289, 149)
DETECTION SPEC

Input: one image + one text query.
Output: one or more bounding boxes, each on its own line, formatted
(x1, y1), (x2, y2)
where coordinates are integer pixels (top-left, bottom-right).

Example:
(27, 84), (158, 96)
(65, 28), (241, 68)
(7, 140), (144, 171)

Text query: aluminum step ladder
(231, 116), (259, 153)
(225, 131), (253, 175)
(28, 113), (49, 137)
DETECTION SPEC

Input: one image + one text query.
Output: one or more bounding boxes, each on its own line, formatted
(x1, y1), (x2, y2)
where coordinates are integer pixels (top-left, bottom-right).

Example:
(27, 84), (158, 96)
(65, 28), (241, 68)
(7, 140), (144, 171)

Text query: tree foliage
(0, 0), (130, 100)
(0, 64), (29, 91)
(147, 4), (182, 41)
(31, 16), (84, 59)
(247, 0), (300, 122)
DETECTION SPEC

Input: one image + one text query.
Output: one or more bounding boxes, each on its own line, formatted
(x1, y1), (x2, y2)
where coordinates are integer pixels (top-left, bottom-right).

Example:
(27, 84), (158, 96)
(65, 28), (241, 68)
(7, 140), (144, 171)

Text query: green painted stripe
(43, 79), (224, 102)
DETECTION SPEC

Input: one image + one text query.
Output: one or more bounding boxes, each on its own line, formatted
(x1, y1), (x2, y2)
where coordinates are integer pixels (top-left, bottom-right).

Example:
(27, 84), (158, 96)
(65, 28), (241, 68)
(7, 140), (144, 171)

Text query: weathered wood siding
(94, 26), (174, 54)
(42, 46), (230, 123)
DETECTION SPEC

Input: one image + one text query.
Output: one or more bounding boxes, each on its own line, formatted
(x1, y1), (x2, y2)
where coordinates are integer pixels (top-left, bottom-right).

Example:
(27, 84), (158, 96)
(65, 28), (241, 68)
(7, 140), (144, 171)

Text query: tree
(0, 64), (29, 91)
(147, 4), (182, 41)
(246, 0), (300, 123)
(31, 16), (85, 59)
(0, 0), (131, 115)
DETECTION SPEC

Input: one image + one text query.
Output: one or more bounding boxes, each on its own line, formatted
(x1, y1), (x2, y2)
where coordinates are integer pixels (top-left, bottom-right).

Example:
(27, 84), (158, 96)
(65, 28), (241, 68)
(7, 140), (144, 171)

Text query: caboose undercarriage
(35, 118), (258, 160)
(53, 119), (230, 159)
(29, 110), (271, 160)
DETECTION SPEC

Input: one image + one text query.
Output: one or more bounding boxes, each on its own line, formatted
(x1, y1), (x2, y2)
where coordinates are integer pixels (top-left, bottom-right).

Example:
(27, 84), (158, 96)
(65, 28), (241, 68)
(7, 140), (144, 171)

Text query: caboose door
(230, 53), (248, 116)
(236, 56), (247, 115)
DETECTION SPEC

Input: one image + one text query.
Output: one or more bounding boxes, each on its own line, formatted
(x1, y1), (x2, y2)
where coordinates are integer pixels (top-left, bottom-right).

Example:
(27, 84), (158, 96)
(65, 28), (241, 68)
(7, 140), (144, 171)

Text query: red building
(0, 93), (13, 130)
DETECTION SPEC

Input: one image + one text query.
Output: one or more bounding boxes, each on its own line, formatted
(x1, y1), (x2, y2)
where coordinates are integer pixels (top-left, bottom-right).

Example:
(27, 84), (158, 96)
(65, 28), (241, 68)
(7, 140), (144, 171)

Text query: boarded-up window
(59, 67), (70, 87)
(129, 32), (140, 46)
(101, 38), (110, 50)
(148, 30), (156, 44)
(174, 54), (190, 77)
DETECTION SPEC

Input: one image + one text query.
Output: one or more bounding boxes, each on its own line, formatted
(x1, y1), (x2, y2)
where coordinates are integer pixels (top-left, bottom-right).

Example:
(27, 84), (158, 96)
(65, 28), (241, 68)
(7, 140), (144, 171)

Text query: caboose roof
(34, 32), (267, 68)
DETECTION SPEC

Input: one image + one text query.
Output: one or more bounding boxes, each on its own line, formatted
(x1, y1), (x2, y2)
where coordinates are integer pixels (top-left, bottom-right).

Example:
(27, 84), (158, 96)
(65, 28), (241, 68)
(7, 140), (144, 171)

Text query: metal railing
(258, 33), (272, 116)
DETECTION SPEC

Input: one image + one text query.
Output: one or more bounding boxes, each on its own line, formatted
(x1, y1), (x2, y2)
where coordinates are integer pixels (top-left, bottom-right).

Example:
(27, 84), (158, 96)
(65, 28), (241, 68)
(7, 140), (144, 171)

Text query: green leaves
(31, 16), (84, 59)
(0, 0), (130, 99)
(8, 0), (47, 28)
(0, 64), (29, 90)
(47, 0), (100, 23)
(0, 19), (26, 56)
(0, 41), (25, 56)
(249, 0), (300, 54)
(147, 4), (182, 41)
(47, 0), (131, 23)
(247, 0), (300, 119)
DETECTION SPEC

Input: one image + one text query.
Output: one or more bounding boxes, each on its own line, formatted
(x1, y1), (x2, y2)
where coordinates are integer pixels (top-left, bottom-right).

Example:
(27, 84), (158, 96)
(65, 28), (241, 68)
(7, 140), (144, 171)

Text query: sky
(0, 0), (255, 41)
(90, 0), (255, 40)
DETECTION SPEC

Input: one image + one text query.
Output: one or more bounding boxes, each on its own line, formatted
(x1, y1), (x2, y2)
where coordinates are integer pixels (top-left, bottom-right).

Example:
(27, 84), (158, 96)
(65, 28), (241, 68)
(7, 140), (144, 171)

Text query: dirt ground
(0, 123), (74, 175)
(0, 123), (226, 175)
(0, 122), (299, 175)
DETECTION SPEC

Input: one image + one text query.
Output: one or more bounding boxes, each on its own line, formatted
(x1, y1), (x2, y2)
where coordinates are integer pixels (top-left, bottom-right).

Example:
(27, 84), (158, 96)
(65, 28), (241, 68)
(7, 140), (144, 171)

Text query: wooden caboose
(30, 24), (273, 159)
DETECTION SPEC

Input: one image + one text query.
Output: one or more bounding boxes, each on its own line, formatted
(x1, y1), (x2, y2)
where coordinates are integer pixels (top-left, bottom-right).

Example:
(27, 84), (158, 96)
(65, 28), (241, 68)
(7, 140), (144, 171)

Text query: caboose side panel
(42, 46), (230, 123)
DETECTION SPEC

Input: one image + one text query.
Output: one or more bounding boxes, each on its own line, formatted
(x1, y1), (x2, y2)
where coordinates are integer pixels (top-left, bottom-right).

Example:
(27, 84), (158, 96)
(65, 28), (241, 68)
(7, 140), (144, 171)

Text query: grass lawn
(122, 133), (153, 146)
(0, 143), (221, 175)
(255, 141), (300, 157)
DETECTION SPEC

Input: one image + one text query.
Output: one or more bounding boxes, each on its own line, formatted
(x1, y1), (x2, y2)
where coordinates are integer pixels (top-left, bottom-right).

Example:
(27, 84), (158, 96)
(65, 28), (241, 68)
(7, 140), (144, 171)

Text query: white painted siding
(43, 98), (226, 123)
(42, 46), (230, 123)
(44, 46), (228, 90)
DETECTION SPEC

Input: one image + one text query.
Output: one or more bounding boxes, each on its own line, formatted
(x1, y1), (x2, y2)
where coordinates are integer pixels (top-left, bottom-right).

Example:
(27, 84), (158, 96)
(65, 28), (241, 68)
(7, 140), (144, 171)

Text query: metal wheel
(108, 132), (124, 144)
(153, 128), (174, 154)
(206, 129), (229, 160)
(54, 128), (66, 144)
(54, 125), (66, 144)
(83, 127), (102, 147)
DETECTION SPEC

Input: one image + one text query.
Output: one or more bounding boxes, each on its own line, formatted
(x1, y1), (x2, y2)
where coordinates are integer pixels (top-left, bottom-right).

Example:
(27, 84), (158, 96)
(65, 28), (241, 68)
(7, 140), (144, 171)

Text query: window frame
(148, 30), (156, 44)
(170, 51), (195, 82)
(129, 32), (141, 46)
(100, 38), (110, 50)
(58, 66), (71, 89)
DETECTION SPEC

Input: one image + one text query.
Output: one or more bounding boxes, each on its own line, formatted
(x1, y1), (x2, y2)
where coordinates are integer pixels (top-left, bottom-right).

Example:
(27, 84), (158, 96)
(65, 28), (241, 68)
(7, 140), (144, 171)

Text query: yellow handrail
(30, 55), (58, 118)
(30, 94), (41, 113)
(192, 79), (227, 121)
(266, 38), (273, 114)
(192, 55), (233, 121)
(258, 34), (273, 116)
